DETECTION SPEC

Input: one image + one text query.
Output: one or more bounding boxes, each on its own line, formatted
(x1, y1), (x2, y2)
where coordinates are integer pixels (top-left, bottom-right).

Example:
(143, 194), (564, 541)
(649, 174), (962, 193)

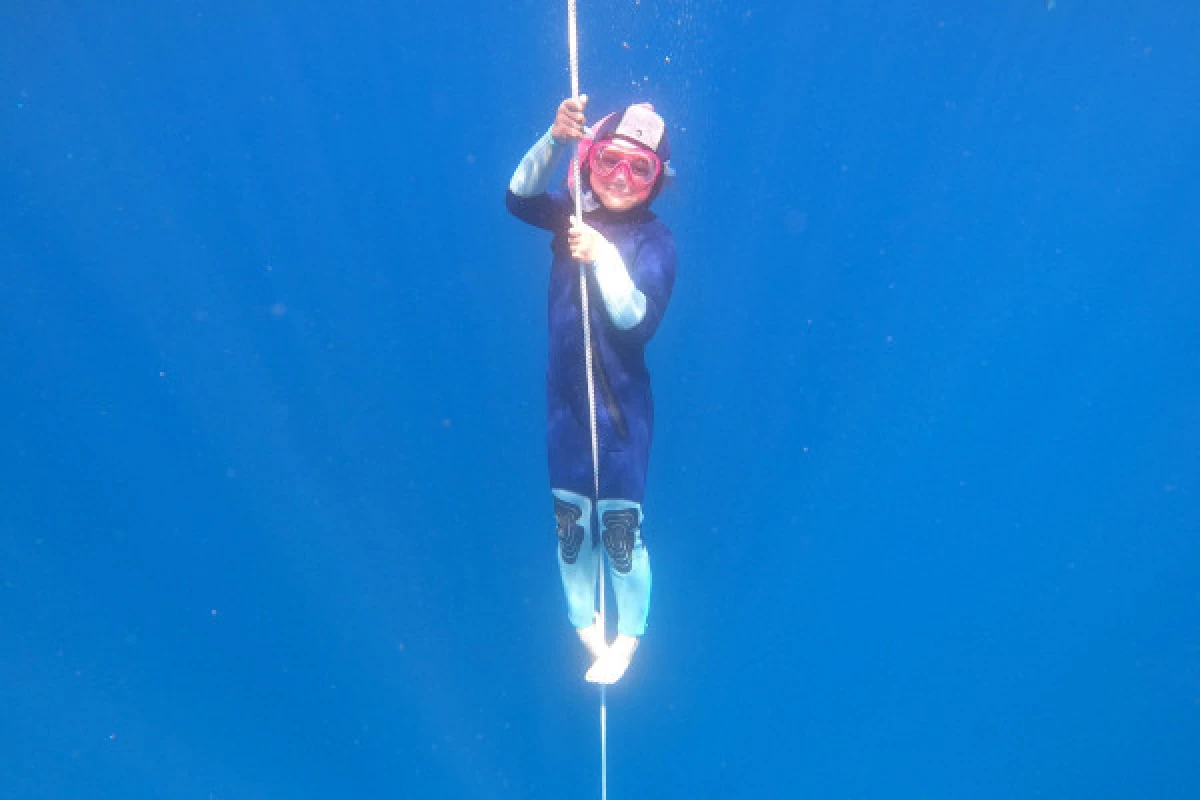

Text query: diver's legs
(552, 489), (606, 660)
(585, 498), (651, 685)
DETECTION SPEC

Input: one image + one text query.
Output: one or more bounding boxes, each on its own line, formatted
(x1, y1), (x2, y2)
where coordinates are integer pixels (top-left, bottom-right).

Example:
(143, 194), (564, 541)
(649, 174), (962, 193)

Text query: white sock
(585, 634), (638, 685)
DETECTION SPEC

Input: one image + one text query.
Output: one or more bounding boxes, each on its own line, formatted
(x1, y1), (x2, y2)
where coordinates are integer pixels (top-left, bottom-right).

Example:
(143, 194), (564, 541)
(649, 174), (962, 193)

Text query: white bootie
(585, 634), (638, 685)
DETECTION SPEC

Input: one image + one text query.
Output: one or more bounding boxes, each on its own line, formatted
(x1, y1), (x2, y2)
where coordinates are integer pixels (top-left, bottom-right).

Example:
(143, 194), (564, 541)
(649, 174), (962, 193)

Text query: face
(587, 138), (660, 212)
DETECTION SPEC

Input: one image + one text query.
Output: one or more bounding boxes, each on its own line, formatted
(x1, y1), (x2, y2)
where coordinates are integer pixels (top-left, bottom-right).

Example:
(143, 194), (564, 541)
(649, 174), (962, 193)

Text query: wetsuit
(507, 128), (676, 636)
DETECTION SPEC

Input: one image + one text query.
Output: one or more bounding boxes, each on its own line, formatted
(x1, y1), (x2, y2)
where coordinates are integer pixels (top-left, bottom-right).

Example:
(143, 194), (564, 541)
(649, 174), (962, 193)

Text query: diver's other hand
(552, 95), (588, 143)
(568, 215), (604, 264)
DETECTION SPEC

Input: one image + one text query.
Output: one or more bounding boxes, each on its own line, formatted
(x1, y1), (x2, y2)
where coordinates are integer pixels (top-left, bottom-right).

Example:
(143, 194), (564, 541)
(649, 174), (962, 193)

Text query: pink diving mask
(588, 139), (662, 191)
(568, 111), (664, 194)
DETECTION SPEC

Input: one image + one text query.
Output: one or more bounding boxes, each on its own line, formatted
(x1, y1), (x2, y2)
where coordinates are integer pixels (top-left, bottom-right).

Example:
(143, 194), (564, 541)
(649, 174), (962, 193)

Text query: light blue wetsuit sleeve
(590, 240), (647, 331)
(617, 231), (676, 345)
(509, 128), (568, 197)
(505, 129), (575, 232)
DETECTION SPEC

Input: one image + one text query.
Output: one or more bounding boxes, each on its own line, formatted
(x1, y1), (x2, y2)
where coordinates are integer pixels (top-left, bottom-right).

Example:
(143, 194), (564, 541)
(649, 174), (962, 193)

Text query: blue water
(2, 2), (1197, 798)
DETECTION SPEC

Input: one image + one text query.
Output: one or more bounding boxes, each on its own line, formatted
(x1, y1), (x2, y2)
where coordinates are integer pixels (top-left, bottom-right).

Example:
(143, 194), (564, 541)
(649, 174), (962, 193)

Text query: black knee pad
(554, 496), (586, 564)
(601, 507), (640, 574)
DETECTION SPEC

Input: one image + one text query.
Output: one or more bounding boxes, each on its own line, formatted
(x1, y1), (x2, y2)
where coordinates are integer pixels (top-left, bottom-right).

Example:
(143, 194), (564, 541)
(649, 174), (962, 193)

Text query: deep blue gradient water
(2, 2), (1198, 798)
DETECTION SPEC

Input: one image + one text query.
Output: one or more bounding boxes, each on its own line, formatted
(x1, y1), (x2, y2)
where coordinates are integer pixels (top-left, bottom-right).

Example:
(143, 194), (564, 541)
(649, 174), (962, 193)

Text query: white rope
(567, 2), (607, 799)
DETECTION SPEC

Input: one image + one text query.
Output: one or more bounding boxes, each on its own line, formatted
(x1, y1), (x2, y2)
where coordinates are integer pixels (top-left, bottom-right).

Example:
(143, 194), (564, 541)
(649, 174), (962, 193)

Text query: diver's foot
(585, 634), (638, 685)
(576, 620), (608, 662)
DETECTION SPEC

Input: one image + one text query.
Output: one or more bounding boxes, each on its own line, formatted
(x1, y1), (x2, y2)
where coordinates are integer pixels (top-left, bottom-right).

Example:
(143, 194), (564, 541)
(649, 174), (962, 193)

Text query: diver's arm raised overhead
(509, 95), (588, 197)
(507, 96), (591, 230)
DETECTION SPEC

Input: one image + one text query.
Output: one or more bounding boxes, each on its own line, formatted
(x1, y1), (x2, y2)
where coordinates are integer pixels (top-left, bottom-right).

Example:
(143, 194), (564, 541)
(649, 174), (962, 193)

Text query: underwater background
(2, 1), (1197, 797)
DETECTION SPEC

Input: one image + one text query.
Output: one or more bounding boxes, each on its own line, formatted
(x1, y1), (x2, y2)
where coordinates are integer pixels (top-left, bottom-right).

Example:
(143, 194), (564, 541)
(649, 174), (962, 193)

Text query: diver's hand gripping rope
(567, 2), (608, 799)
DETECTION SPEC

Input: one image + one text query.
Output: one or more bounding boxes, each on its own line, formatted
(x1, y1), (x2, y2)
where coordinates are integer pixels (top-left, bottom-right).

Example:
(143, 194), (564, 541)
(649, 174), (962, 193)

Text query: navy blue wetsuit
(506, 189), (676, 503)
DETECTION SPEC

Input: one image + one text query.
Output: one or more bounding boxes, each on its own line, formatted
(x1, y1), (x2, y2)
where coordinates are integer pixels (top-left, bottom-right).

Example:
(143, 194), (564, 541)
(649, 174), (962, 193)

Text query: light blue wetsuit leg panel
(597, 498), (652, 637)
(552, 488), (599, 629)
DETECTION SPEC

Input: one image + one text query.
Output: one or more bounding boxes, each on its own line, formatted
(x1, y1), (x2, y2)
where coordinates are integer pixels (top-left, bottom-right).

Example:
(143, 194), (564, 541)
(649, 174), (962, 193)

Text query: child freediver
(506, 96), (677, 685)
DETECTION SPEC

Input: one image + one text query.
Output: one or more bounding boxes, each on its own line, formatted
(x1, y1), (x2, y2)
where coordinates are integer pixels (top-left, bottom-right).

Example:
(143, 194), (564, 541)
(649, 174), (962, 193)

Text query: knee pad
(598, 499), (642, 575)
(552, 490), (592, 565)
